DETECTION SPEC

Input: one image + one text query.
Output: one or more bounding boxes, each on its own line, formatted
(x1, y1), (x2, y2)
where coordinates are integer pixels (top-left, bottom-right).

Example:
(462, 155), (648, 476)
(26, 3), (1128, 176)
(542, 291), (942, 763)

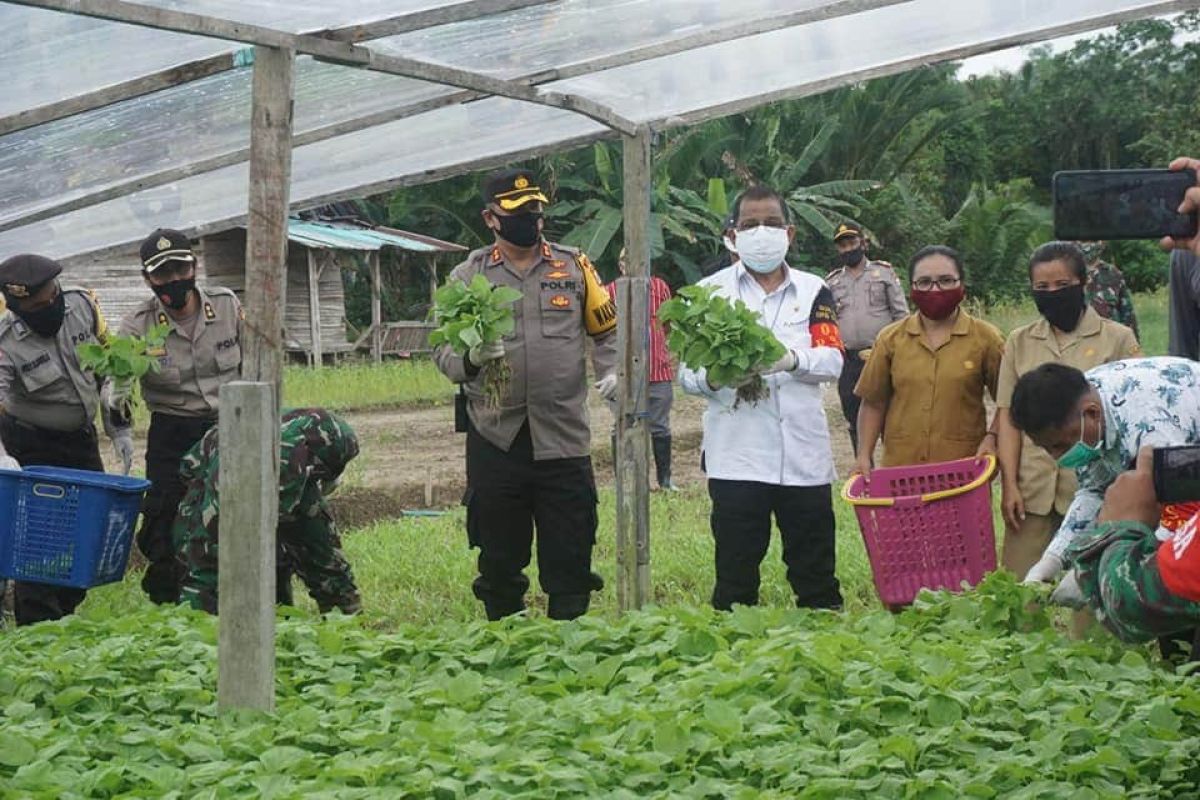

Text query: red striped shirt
(605, 276), (674, 383)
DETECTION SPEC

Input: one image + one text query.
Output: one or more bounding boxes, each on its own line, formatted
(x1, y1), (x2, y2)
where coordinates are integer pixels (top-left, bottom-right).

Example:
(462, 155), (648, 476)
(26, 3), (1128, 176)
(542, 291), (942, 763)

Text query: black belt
(1, 414), (96, 441)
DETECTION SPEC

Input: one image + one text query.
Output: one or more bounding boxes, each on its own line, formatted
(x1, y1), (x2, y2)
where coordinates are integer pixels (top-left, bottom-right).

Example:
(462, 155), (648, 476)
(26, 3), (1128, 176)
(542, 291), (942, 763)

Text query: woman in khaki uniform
(854, 245), (1005, 477)
(995, 241), (1141, 575)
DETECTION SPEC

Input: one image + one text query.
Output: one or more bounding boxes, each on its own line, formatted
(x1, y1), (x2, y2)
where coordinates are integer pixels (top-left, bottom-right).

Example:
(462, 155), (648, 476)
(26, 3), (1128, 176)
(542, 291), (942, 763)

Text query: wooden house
(61, 217), (465, 364)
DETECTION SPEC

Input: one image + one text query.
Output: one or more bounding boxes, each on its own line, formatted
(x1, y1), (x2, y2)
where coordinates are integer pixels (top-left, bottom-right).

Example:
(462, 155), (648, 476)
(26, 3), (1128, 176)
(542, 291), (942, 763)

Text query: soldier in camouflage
(1053, 447), (1200, 652)
(174, 407), (362, 615)
(1079, 242), (1141, 342)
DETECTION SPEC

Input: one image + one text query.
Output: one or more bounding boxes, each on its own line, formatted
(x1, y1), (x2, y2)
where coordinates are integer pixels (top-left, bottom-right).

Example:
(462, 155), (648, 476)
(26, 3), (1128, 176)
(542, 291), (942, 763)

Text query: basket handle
(32, 483), (66, 500)
(841, 455), (997, 507)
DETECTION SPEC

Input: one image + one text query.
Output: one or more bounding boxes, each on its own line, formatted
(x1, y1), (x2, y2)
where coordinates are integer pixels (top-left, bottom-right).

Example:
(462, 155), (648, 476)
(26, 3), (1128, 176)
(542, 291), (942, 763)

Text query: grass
(76, 483), (879, 628)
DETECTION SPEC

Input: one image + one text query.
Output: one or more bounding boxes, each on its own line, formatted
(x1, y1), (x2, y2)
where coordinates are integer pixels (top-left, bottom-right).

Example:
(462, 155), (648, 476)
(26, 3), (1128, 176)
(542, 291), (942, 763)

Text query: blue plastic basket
(0, 466), (151, 589)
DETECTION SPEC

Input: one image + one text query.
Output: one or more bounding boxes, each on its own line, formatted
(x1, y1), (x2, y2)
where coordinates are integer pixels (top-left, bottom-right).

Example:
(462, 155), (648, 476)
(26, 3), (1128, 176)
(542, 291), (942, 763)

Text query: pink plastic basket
(842, 455), (998, 608)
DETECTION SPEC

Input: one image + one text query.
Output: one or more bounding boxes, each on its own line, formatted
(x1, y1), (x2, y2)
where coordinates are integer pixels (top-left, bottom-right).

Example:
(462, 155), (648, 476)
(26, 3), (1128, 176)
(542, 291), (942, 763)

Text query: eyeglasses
(912, 276), (961, 291)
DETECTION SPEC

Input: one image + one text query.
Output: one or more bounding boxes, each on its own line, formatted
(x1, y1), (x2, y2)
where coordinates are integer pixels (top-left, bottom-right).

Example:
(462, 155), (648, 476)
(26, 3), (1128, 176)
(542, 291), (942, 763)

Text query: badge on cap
(158, 237), (172, 251)
(5, 284), (27, 298)
(514, 176), (529, 190)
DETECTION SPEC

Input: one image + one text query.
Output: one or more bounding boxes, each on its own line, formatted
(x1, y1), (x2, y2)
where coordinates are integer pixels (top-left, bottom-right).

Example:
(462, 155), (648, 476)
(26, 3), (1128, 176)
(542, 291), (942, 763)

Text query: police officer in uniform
(825, 223), (907, 455)
(0, 254), (131, 625)
(434, 168), (619, 621)
(105, 229), (244, 605)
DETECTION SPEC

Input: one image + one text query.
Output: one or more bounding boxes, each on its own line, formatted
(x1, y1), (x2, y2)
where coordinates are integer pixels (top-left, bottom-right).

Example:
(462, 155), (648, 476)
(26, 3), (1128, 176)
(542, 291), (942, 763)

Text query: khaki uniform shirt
(996, 308), (1141, 516)
(434, 241), (618, 461)
(0, 287), (108, 431)
(826, 262), (908, 350)
(855, 310), (1004, 467)
(119, 285), (243, 418)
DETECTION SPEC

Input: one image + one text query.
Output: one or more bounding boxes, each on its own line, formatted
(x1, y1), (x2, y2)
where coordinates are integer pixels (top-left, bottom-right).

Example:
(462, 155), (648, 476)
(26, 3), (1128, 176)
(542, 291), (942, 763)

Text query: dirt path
(107, 391), (858, 530)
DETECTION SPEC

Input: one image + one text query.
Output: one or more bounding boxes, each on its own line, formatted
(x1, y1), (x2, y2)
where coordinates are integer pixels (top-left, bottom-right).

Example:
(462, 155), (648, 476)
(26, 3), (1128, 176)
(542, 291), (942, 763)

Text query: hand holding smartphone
(1053, 168), (1198, 242)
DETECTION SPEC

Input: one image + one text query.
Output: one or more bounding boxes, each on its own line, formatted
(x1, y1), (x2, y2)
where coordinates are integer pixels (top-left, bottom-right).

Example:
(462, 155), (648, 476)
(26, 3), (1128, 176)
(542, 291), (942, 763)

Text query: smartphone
(1153, 445), (1200, 504)
(1052, 168), (1197, 241)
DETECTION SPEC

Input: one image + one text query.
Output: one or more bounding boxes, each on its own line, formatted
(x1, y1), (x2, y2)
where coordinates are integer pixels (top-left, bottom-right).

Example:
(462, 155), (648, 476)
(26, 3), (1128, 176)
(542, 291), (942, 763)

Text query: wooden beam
(370, 252), (383, 365)
(240, 44), (295, 392)
(0, 50), (240, 136)
(8, 0), (638, 133)
(317, 0), (557, 42)
(615, 127), (653, 612)
(306, 249), (324, 369)
(52, 129), (614, 267)
(217, 381), (277, 713)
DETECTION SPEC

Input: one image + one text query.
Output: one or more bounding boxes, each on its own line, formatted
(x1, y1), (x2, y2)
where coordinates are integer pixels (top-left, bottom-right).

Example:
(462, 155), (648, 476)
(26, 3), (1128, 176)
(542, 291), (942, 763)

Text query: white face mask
(735, 225), (790, 274)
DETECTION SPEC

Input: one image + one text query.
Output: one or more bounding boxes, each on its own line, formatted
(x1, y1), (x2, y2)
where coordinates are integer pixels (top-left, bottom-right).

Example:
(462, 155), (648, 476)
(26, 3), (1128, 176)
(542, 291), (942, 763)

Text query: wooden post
(370, 251), (383, 364)
(615, 127), (653, 611)
(217, 382), (277, 712)
(306, 249), (323, 369)
(241, 44), (295, 392)
(219, 44), (294, 713)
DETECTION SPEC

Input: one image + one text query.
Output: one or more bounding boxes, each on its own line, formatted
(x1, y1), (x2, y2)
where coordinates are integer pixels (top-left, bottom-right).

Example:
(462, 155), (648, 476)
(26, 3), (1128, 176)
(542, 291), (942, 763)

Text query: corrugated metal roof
(285, 219), (463, 253)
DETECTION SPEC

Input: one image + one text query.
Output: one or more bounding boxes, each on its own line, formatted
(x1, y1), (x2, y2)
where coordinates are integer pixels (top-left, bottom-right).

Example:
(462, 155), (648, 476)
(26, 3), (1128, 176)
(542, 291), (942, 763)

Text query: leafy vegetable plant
(76, 324), (170, 380)
(658, 284), (786, 405)
(429, 274), (522, 409)
(3, 574), (1200, 797)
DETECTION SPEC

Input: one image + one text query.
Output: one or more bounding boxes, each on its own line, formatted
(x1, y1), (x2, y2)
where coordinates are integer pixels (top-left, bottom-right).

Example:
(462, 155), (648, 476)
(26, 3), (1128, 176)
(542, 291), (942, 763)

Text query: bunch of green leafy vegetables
(3, 572), (1199, 798)
(658, 284), (787, 406)
(428, 274), (522, 410)
(76, 323), (170, 380)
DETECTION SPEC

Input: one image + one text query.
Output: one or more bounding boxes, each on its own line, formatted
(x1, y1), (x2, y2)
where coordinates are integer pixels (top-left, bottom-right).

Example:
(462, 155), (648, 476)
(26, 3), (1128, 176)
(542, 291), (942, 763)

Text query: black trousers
(139, 413), (216, 604)
(708, 479), (842, 611)
(0, 415), (104, 626)
(837, 349), (867, 456)
(464, 421), (599, 620)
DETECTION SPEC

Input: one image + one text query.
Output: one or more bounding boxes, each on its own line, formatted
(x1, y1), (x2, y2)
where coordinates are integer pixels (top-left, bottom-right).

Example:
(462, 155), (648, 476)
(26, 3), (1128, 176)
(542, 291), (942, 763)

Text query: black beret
(0, 253), (62, 300)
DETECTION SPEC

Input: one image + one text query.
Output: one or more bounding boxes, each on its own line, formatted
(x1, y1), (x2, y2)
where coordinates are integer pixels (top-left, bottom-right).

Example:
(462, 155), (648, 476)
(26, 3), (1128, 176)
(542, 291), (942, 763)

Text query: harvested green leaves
(429, 275), (522, 410)
(3, 574), (1200, 797)
(76, 323), (169, 380)
(658, 284), (786, 406)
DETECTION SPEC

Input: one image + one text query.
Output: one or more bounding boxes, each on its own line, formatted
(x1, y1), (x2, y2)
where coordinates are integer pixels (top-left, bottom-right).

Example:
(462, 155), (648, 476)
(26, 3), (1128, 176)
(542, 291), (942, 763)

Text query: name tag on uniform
(20, 353), (50, 373)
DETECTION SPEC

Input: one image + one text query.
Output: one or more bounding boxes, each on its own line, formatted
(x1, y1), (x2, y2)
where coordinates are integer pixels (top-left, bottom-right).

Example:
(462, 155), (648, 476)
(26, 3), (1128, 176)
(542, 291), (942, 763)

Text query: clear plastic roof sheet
(0, 0), (1189, 262)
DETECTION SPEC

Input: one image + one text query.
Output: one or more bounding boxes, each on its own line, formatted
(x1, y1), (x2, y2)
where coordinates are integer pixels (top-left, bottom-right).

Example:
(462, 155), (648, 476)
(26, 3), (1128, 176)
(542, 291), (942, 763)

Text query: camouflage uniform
(174, 408), (361, 615)
(1085, 260), (1141, 342)
(1066, 520), (1200, 644)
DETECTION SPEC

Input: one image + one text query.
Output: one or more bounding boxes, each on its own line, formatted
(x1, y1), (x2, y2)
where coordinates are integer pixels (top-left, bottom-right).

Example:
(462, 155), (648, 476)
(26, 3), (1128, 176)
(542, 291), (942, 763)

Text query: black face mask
(839, 248), (865, 267)
(1033, 284), (1086, 332)
(15, 290), (66, 338)
(155, 277), (195, 311)
(493, 211), (542, 248)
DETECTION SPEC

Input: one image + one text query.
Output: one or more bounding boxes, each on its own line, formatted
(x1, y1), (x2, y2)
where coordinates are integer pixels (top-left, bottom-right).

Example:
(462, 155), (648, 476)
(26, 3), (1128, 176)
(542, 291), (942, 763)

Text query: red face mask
(910, 286), (965, 321)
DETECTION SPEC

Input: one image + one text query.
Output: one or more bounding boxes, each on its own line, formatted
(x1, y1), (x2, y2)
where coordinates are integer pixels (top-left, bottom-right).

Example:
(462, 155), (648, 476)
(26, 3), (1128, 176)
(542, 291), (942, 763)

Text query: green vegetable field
(3, 574), (1199, 798)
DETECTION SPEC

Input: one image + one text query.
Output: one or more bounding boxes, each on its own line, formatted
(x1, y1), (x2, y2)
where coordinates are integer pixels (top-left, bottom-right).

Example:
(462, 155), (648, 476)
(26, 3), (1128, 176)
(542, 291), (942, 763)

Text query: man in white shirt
(679, 186), (846, 610)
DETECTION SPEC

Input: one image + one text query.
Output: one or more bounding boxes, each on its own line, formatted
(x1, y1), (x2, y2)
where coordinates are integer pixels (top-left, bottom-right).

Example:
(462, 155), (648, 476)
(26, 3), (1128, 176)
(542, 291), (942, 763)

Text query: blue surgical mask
(1057, 410), (1102, 469)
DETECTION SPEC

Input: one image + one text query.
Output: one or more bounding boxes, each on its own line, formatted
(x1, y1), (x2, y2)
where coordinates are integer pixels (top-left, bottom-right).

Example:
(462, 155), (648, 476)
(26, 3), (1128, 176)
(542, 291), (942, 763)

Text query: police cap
(0, 253), (62, 301)
(140, 228), (195, 273)
(482, 168), (549, 212)
(833, 222), (863, 243)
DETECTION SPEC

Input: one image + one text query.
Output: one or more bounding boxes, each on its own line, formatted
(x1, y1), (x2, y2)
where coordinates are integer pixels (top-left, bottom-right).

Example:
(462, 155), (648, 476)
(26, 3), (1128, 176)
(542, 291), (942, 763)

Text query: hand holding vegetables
(658, 285), (788, 406)
(429, 274), (522, 410)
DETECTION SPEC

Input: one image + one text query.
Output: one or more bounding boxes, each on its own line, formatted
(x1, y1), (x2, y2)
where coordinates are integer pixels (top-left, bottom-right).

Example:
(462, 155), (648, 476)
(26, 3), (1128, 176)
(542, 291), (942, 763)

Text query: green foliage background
(346, 13), (1199, 321)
